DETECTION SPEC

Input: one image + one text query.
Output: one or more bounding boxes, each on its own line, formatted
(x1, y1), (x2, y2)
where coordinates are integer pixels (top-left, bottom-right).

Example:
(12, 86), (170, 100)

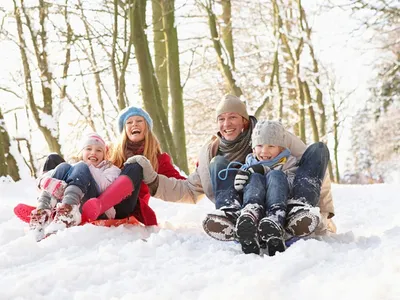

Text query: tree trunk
(0, 108), (20, 181)
(130, 0), (178, 165)
(332, 99), (340, 183)
(161, 0), (189, 173)
(13, 0), (62, 155)
(152, 0), (169, 114)
(298, 1), (327, 141)
(205, 0), (242, 96)
(303, 81), (320, 142)
(218, 0), (235, 70)
(118, 1), (134, 110)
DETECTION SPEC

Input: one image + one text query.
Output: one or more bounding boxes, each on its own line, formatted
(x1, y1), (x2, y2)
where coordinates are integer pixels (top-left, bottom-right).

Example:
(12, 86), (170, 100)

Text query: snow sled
(13, 203), (141, 227)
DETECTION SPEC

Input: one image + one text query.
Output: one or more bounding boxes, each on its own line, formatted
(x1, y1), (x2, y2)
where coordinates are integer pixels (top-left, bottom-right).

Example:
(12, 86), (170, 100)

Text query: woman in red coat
(81, 106), (186, 225)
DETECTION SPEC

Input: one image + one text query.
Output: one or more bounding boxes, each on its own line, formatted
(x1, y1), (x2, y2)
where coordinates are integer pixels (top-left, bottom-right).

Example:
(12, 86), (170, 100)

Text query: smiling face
(217, 112), (246, 141)
(82, 144), (105, 167)
(253, 144), (282, 161)
(125, 115), (146, 143)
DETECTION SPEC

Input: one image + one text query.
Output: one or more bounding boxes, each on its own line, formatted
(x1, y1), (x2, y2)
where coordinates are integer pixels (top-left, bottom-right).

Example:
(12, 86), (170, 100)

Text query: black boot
(235, 204), (263, 254)
(258, 204), (286, 256)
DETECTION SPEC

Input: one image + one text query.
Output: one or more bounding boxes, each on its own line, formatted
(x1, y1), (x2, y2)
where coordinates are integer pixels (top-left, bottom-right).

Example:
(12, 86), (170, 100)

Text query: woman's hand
(125, 155), (157, 184)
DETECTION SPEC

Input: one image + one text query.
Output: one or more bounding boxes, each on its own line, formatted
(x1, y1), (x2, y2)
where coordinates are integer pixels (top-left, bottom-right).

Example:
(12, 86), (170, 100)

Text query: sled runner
(14, 203), (141, 227)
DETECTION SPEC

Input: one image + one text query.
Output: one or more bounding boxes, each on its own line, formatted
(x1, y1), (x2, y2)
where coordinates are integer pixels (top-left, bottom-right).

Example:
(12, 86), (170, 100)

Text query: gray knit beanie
(252, 120), (286, 148)
(215, 94), (249, 120)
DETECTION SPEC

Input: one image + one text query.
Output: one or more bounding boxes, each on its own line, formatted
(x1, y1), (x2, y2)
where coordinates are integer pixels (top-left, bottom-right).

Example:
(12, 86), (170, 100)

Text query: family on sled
(16, 94), (336, 255)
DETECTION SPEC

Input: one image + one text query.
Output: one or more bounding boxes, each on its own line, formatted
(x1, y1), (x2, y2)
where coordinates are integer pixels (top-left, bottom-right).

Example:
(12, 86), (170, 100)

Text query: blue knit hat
(117, 106), (153, 133)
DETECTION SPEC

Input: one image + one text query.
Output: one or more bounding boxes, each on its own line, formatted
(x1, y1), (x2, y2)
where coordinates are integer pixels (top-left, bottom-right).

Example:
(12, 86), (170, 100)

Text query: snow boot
(29, 208), (52, 242)
(45, 203), (82, 235)
(285, 198), (320, 237)
(81, 175), (134, 222)
(45, 185), (83, 235)
(258, 205), (286, 256)
(202, 204), (241, 241)
(235, 204), (263, 254)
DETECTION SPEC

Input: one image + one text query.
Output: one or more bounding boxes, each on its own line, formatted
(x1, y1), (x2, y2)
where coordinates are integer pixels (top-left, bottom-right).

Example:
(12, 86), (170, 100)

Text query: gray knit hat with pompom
(252, 120), (286, 148)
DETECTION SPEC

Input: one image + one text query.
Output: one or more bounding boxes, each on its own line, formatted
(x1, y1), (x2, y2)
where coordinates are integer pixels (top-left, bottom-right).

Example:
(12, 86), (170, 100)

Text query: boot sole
(202, 214), (235, 241)
(258, 219), (285, 256)
(236, 215), (260, 255)
(287, 212), (320, 237)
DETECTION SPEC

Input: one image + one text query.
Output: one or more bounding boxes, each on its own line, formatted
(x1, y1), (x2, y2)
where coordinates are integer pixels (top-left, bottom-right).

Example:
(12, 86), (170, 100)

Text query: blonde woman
(81, 106), (186, 226)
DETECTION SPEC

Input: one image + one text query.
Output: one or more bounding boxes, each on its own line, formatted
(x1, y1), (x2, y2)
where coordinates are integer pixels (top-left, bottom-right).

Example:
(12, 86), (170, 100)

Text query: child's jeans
(243, 170), (289, 212)
(51, 161), (99, 201)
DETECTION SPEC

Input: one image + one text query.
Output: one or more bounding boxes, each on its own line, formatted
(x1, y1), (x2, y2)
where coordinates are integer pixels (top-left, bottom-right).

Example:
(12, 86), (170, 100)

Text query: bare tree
(13, 0), (62, 154)
(0, 108), (20, 181)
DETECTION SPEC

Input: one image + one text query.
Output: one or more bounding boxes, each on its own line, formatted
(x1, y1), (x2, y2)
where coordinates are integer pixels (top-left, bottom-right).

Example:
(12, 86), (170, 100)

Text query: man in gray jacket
(128, 94), (336, 241)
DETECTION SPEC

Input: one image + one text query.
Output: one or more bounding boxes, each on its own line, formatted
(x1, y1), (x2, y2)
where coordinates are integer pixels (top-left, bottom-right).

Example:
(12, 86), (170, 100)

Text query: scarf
(125, 140), (145, 159)
(217, 116), (257, 163)
(243, 148), (291, 170)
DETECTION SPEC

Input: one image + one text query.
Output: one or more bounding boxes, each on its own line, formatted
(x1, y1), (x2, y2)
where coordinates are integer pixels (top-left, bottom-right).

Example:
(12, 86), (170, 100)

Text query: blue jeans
(292, 142), (329, 206)
(243, 171), (289, 213)
(52, 161), (99, 202)
(114, 163), (143, 219)
(210, 155), (241, 209)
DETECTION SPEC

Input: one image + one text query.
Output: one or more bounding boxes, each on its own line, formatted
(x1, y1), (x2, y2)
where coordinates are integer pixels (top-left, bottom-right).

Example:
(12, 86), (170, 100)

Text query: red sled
(13, 203), (141, 227)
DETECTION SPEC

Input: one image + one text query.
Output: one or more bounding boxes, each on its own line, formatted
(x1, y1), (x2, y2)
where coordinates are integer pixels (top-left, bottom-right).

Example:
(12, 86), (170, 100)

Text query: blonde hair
(110, 122), (161, 171)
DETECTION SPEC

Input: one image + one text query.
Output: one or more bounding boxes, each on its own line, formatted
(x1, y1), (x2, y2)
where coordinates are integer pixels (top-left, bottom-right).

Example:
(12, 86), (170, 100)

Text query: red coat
(132, 153), (186, 226)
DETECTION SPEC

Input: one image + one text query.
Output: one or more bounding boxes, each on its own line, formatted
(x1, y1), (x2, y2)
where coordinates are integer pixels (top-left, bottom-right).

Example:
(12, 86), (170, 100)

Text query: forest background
(0, 0), (398, 184)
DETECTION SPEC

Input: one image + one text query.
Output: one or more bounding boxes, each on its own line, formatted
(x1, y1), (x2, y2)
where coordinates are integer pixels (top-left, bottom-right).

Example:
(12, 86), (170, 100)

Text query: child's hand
(234, 170), (250, 192)
(247, 165), (266, 175)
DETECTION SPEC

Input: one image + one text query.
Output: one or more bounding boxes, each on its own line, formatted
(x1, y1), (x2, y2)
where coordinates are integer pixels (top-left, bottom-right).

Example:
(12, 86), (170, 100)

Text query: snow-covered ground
(1, 179), (399, 300)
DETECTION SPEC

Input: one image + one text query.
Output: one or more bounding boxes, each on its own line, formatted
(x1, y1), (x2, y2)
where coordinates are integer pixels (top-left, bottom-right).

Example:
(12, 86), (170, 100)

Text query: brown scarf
(217, 116), (256, 163)
(125, 140), (145, 159)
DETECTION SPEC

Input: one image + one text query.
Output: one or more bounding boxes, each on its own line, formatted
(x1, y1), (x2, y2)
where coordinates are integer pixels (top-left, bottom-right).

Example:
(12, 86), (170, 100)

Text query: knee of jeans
(74, 161), (90, 171)
(123, 162), (143, 173)
(249, 172), (264, 183)
(56, 162), (72, 172)
(266, 170), (286, 183)
(210, 155), (229, 169)
(310, 142), (329, 156)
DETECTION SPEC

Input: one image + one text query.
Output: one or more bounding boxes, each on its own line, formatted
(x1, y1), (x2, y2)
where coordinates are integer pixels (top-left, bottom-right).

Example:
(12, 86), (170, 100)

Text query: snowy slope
(0, 179), (399, 300)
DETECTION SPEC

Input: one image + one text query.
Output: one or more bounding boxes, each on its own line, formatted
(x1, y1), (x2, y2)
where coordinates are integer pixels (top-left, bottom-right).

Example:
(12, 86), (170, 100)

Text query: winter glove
(124, 155), (158, 184)
(234, 169), (250, 192)
(247, 164), (268, 175)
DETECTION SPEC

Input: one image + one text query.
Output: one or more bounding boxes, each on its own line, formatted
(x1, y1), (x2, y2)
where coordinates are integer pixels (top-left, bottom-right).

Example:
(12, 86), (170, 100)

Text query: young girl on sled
(29, 133), (120, 241)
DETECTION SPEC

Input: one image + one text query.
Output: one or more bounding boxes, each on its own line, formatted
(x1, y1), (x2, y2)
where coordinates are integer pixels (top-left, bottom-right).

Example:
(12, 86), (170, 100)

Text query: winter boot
(235, 204), (263, 254)
(202, 203), (241, 241)
(258, 206), (286, 256)
(29, 208), (52, 242)
(81, 175), (134, 222)
(286, 198), (320, 237)
(45, 185), (83, 235)
(45, 203), (82, 235)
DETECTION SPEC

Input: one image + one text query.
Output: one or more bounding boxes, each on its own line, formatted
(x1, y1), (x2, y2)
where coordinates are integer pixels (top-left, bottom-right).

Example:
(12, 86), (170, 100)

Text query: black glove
(234, 169), (250, 192)
(247, 164), (268, 175)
